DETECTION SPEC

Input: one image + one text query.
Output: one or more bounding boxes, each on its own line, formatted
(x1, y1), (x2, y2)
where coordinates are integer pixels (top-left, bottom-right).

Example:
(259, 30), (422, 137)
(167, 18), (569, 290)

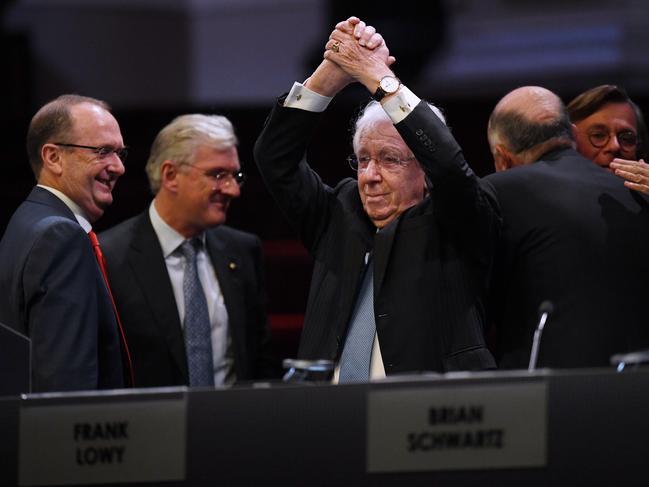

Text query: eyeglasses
(54, 142), (128, 162)
(184, 164), (246, 188)
(347, 153), (416, 173)
(587, 130), (637, 151)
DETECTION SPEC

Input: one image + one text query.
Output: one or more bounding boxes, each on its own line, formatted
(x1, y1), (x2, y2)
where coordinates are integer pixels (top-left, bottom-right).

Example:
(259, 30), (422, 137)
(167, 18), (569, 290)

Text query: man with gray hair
(100, 114), (276, 387)
(255, 17), (498, 381)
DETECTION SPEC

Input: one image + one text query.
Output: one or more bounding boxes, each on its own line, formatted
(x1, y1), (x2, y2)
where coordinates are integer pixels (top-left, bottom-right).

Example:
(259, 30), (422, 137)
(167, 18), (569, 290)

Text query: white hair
(145, 113), (238, 194)
(352, 100), (446, 153)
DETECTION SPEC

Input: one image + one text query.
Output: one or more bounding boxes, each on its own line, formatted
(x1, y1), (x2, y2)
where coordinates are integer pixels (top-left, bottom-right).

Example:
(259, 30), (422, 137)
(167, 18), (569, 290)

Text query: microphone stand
(528, 301), (554, 371)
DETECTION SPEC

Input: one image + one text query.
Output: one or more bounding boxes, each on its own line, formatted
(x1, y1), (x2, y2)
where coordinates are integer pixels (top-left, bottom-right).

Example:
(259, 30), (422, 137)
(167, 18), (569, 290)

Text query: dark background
(3, 0), (648, 360)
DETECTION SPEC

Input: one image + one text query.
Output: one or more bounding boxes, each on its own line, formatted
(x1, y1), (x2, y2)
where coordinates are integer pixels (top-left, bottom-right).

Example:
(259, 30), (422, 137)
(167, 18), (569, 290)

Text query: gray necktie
(339, 256), (375, 382)
(180, 238), (215, 387)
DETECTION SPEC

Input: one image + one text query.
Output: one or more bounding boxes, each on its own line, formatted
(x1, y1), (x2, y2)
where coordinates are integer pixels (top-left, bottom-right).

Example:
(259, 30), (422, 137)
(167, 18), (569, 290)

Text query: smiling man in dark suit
(0, 94), (129, 392)
(100, 114), (276, 387)
(255, 18), (498, 382)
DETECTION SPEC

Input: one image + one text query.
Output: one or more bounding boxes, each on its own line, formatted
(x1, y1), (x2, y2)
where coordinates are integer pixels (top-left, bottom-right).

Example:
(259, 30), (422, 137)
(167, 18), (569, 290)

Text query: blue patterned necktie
(339, 255), (375, 382)
(180, 238), (215, 387)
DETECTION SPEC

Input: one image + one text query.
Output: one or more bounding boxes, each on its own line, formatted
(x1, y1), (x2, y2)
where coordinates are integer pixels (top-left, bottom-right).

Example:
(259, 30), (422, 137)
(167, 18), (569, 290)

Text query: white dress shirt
(284, 80), (421, 123)
(149, 201), (234, 386)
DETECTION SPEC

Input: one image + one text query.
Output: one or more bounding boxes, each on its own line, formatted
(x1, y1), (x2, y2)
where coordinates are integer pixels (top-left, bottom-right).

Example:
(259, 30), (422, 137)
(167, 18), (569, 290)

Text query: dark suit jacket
(484, 148), (649, 368)
(99, 210), (276, 387)
(0, 187), (124, 392)
(254, 99), (499, 374)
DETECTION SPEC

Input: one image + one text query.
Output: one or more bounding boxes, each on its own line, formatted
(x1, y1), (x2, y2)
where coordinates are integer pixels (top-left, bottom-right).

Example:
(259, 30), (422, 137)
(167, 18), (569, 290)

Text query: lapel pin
(228, 262), (237, 270)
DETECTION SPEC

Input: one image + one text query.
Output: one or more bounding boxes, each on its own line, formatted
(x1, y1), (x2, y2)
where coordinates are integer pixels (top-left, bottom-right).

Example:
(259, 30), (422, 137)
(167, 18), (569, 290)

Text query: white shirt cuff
(382, 85), (421, 124)
(283, 82), (333, 112)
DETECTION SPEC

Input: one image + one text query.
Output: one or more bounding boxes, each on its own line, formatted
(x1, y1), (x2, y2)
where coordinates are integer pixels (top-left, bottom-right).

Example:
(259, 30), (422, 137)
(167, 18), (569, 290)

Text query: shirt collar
(37, 184), (92, 232)
(149, 200), (205, 258)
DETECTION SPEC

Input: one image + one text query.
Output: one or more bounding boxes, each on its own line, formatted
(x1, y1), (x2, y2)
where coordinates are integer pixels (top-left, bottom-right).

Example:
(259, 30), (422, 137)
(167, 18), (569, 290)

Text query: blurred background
(3, 0), (648, 358)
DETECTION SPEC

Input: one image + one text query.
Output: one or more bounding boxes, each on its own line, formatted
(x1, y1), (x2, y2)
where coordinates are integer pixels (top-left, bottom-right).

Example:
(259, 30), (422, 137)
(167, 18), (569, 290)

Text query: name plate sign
(19, 398), (186, 485)
(367, 382), (546, 472)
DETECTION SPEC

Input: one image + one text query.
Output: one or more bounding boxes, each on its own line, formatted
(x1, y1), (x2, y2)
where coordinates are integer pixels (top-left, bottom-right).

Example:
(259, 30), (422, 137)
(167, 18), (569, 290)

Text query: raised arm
(254, 18), (393, 251)
(324, 21), (500, 263)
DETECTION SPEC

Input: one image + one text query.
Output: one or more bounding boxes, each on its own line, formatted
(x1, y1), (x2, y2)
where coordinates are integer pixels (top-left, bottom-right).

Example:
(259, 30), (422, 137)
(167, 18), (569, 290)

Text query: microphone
(528, 301), (554, 371)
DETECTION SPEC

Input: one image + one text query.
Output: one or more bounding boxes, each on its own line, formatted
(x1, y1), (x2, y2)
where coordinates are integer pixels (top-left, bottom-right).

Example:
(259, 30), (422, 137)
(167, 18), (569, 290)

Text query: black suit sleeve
(396, 101), (502, 266)
(254, 100), (339, 253)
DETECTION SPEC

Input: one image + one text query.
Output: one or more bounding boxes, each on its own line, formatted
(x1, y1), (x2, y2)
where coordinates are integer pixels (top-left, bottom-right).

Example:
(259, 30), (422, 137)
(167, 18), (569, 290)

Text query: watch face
(380, 76), (400, 94)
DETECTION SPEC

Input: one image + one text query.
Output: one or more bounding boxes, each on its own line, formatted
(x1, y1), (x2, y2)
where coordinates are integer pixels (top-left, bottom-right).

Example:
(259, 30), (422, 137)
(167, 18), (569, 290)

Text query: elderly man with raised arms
(255, 17), (498, 382)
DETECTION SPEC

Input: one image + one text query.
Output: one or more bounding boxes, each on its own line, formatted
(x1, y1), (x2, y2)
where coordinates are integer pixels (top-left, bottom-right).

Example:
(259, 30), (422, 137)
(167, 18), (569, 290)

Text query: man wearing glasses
(255, 18), (498, 382)
(568, 85), (649, 194)
(0, 94), (129, 392)
(100, 114), (276, 387)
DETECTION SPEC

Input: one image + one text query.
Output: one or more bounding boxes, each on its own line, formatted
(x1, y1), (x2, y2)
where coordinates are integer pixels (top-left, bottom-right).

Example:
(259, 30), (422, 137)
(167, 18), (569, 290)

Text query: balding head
(26, 94), (111, 178)
(488, 86), (574, 171)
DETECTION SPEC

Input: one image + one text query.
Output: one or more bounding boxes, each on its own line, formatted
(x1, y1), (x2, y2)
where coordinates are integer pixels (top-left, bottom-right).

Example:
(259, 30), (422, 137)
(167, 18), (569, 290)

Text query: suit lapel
(373, 216), (400, 294)
(129, 214), (188, 379)
(28, 187), (79, 222)
(335, 206), (376, 339)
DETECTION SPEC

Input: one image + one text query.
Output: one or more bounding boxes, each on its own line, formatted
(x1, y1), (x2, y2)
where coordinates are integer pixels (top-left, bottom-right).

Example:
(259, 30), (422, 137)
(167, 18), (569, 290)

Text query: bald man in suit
(0, 94), (128, 392)
(485, 86), (649, 368)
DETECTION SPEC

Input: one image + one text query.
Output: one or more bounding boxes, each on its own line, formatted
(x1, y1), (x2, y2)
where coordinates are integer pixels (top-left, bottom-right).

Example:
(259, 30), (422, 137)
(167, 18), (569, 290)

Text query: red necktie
(88, 230), (135, 387)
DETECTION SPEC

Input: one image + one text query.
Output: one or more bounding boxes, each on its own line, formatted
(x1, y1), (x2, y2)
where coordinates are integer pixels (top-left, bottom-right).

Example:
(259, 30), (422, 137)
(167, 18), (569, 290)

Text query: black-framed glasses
(185, 164), (246, 188)
(54, 142), (128, 162)
(347, 153), (416, 173)
(587, 130), (637, 151)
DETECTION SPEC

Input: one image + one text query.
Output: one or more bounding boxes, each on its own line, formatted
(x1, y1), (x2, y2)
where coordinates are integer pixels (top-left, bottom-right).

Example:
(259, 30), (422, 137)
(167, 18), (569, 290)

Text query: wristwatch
(373, 75), (401, 101)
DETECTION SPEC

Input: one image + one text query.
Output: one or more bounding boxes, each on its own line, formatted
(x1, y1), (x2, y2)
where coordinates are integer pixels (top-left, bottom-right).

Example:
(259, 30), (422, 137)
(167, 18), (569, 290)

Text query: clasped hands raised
(304, 16), (396, 97)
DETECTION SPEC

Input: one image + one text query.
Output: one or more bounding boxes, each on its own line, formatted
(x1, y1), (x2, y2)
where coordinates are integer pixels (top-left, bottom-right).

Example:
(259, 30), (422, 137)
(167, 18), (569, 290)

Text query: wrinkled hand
(323, 17), (396, 94)
(305, 17), (394, 97)
(333, 16), (395, 57)
(610, 158), (649, 195)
